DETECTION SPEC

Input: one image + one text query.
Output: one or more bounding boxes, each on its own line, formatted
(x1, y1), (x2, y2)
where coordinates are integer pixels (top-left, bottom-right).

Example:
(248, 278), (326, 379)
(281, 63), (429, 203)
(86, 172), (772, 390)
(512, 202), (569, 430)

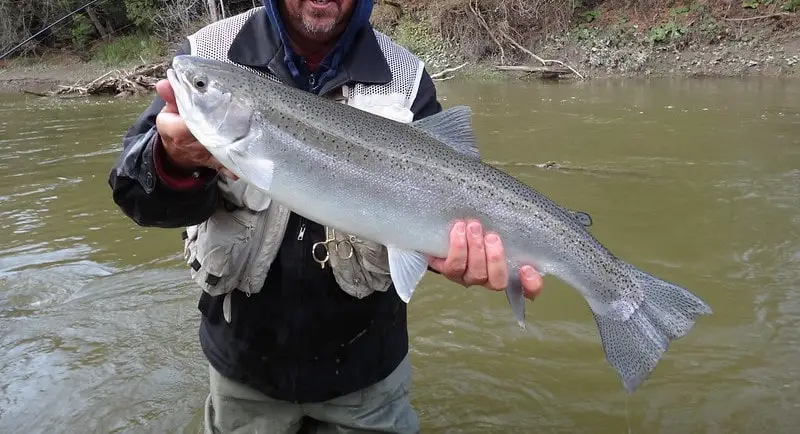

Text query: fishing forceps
(312, 227), (356, 269)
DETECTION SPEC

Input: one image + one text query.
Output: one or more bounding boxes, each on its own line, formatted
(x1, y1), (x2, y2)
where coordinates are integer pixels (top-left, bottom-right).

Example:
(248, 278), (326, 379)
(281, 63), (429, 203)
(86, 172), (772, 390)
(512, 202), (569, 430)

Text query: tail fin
(593, 268), (712, 392)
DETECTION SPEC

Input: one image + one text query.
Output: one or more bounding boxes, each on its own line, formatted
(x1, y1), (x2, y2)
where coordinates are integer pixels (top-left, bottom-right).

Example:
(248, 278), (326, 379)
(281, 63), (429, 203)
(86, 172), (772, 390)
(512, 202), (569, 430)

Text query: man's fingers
(520, 266), (543, 300)
(462, 221), (487, 285)
(427, 256), (446, 272)
(155, 111), (184, 135)
(484, 233), (508, 291)
(220, 168), (239, 180)
(216, 165), (239, 181)
(156, 79), (178, 114)
(442, 221), (468, 281)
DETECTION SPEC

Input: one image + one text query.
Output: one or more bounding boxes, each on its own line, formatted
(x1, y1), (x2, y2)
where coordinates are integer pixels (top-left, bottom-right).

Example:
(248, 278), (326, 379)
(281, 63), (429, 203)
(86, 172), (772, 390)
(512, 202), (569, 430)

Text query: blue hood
(263, 0), (374, 93)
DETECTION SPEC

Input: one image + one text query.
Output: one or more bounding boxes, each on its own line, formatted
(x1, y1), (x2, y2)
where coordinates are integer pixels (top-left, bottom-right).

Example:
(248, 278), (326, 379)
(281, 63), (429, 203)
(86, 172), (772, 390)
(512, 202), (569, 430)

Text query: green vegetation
(740, 0), (799, 10)
(782, 0), (800, 11)
(90, 34), (165, 65)
(392, 18), (443, 60)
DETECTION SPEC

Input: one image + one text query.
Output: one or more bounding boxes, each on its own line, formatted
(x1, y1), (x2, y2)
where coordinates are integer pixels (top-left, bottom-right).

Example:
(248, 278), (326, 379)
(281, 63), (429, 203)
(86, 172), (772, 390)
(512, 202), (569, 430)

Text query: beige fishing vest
(180, 7), (425, 321)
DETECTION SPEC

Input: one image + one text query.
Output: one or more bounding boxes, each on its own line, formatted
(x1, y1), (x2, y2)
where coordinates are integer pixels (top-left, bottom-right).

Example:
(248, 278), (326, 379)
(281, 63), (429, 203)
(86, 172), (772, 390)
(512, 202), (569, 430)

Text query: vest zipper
(297, 216), (309, 279)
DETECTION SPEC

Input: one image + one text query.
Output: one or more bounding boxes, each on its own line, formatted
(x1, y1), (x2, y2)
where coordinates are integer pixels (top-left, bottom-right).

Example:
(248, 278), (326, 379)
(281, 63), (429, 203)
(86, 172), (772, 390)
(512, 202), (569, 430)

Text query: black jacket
(108, 9), (442, 403)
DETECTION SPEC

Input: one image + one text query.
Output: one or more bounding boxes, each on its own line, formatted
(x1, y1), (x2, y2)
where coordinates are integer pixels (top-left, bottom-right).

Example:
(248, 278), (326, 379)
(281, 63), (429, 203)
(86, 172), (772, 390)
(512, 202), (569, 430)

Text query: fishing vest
(180, 7), (425, 321)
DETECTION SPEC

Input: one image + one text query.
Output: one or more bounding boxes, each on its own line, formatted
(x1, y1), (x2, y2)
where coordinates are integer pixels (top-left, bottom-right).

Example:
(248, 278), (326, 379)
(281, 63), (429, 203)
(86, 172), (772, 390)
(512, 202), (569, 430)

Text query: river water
(1, 77), (798, 433)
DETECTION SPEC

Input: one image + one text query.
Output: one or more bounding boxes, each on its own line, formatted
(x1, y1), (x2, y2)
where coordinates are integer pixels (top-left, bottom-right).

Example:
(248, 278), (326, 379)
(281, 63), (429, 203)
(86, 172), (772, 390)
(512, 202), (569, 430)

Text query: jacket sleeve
(108, 40), (220, 229)
(410, 69), (443, 121)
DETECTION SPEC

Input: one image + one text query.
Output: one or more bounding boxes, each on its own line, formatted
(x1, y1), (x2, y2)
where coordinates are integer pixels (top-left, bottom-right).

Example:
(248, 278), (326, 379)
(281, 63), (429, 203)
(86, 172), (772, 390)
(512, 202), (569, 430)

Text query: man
(108, 1), (543, 432)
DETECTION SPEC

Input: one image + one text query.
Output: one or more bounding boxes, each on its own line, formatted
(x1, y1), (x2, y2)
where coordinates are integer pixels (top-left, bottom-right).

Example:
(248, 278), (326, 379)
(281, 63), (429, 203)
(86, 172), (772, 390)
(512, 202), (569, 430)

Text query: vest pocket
(185, 204), (261, 297)
(328, 230), (394, 299)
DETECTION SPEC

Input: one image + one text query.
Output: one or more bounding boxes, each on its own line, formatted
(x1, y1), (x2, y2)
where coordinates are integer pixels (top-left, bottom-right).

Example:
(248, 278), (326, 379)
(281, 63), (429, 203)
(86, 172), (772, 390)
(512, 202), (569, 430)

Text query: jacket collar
(227, 7), (391, 94)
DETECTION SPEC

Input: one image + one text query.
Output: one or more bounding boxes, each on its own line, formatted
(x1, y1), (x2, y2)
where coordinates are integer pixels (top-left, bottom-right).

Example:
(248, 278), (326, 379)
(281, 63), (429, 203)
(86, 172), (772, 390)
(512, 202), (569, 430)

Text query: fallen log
(494, 65), (574, 80)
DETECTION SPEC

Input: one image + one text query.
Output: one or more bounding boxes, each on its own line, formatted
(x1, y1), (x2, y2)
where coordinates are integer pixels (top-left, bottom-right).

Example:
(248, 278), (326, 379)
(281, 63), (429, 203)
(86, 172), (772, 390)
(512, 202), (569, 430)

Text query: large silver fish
(166, 55), (712, 392)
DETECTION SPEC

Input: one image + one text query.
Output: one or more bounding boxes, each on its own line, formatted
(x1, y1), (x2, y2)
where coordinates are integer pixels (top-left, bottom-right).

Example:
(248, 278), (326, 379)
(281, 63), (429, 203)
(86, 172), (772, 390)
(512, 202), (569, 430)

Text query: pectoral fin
(227, 147), (275, 193)
(387, 246), (429, 303)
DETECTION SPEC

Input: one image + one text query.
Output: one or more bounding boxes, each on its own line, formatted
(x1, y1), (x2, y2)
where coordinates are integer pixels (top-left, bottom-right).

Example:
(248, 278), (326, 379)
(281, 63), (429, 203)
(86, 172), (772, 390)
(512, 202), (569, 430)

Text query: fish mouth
(166, 67), (189, 114)
(166, 67), (178, 88)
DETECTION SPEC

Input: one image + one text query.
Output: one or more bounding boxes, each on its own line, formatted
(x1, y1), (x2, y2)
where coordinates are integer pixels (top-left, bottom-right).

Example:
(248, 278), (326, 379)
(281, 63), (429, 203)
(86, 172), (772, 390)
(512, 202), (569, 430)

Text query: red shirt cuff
(152, 135), (209, 190)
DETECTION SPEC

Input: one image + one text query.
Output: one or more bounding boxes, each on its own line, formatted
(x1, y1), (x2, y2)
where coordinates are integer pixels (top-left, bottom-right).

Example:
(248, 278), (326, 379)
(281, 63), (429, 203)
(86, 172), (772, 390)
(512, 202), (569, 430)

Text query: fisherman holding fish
(109, 0), (543, 433)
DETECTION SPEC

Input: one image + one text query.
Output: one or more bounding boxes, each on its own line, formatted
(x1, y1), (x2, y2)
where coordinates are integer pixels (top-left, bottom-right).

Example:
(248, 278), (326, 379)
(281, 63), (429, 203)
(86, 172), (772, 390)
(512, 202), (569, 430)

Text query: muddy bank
(0, 56), (114, 93)
(532, 18), (800, 79)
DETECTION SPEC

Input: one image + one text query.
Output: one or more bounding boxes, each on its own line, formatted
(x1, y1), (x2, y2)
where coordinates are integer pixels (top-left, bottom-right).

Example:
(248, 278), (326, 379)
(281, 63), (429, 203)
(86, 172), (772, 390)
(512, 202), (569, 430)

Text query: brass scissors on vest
(311, 227), (355, 269)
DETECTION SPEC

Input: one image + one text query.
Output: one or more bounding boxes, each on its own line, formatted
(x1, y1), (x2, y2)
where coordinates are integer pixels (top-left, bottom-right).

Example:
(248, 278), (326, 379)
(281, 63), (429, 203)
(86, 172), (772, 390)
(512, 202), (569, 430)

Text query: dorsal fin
(411, 106), (480, 159)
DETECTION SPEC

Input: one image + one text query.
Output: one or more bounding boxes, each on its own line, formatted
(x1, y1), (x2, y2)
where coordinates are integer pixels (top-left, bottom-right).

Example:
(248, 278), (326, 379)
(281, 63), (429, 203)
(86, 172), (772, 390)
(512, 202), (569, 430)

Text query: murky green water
(1, 77), (798, 433)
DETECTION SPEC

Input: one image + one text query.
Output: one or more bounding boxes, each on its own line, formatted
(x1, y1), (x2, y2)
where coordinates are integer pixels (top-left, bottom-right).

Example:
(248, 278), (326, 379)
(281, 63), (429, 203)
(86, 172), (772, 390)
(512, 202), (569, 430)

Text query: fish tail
(592, 268), (712, 392)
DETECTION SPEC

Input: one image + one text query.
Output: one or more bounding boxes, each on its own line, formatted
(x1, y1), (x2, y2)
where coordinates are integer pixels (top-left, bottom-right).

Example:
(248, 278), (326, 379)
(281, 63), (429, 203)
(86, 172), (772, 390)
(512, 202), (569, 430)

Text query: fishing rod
(0, 0), (108, 60)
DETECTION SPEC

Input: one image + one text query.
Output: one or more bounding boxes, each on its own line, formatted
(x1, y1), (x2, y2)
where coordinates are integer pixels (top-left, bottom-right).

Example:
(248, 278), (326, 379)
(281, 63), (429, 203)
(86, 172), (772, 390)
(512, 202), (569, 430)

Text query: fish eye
(192, 75), (208, 90)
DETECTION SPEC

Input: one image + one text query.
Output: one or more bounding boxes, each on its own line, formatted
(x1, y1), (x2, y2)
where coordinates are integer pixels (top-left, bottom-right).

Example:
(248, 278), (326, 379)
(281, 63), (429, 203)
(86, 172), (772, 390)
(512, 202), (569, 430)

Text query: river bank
(0, 4), (797, 94)
(378, 1), (800, 81)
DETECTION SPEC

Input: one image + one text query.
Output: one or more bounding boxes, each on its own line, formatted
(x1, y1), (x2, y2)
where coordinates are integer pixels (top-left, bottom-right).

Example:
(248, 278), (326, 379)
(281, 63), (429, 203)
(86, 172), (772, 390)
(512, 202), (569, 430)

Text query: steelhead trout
(166, 55), (712, 392)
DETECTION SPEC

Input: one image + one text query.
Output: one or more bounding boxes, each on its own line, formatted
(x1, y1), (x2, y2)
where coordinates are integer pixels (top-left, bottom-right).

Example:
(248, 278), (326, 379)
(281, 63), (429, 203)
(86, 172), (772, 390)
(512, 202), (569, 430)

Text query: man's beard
(302, 12), (339, 36)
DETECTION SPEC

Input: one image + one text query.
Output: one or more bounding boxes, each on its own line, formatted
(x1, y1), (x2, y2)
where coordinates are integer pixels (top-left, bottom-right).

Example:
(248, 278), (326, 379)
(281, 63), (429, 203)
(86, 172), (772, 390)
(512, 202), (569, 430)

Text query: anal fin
(505, 274), (527, 328)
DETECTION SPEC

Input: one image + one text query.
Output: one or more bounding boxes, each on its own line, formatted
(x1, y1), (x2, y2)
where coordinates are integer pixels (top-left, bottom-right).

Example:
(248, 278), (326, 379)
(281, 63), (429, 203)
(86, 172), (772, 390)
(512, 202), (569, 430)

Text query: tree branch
(430, 62), (469, 80)
(498, 30), (584, 80)
(723, 12), (795, 21)
(468, 0), (506, 65)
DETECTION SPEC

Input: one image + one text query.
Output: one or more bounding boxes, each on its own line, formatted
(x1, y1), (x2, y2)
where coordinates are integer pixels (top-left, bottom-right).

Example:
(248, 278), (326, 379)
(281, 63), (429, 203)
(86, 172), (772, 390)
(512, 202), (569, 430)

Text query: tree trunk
(85, 7), (109, 40)
(206, 0), (220, 22)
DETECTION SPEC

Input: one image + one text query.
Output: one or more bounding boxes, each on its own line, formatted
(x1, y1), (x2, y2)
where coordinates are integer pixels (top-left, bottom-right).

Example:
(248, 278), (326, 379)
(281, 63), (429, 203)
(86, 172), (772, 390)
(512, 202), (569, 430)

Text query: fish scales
(257, 86), (636, 308)
(167, 55), (713, 393)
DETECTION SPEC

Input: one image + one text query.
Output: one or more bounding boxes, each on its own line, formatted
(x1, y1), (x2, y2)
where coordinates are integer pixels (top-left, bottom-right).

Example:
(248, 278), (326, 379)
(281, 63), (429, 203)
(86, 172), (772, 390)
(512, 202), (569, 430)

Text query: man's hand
(154, 79), (237, 179)
(428, 220), (543, 300)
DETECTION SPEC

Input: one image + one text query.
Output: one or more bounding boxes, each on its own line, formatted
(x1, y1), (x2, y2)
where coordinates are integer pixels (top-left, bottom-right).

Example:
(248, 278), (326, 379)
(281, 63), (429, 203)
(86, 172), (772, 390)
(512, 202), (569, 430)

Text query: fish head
(167, 55), (254, 153)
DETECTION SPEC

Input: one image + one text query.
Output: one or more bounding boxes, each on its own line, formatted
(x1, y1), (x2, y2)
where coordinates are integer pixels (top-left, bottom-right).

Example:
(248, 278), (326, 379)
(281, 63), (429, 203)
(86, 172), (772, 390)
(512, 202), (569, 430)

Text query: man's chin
(301, 18), (339, 39)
